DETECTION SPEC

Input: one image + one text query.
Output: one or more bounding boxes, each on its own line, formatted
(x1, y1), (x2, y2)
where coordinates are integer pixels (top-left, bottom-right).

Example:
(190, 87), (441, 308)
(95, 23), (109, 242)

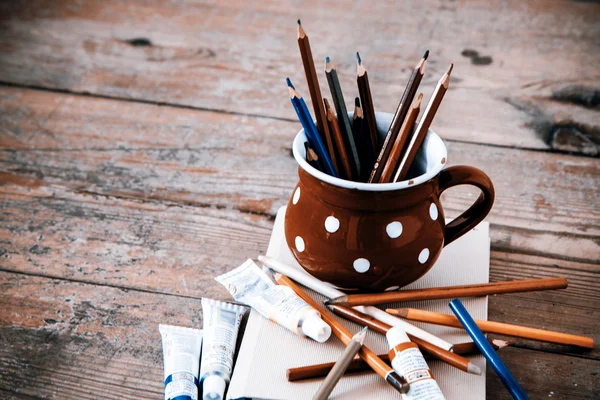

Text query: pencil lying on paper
(258, 255), (454, 351)
(324, 277), (569, 307)
(379, 93), (422, 183)
(288, 339), (512, 382)
(287, 78), (338, 177)
(325, 56), (361, 179)
(369, 51), (428, 183)
(387, 308), (594, 348)
(450, 299), (529, 400)
(277, 275), (409, 394)
(297, 20), (339, 175)
(312, 326), (368, 400)
(356, 53), (378, 157)
(329, 304), (481, 375)
(324, 98), (353, 180)
(394, 63), (453, 182)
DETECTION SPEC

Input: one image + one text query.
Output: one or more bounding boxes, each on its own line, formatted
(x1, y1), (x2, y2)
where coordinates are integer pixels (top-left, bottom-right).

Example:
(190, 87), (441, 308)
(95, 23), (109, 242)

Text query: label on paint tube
(159, 324), (203, 400)
(387, 326), (445, 400)
(200, 298), (246, 400)
(389, 345), (445, 400)
(215, 259), (331, 342)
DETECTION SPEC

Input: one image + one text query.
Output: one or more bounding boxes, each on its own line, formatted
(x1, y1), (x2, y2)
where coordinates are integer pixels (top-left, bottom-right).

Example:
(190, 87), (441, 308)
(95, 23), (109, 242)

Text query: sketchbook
(227, 206), (490, 400)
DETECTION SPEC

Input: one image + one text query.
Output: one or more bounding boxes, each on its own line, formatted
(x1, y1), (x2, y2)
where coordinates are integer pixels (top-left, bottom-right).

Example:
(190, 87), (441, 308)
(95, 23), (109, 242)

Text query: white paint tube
(386, 326), (446, 400)
(159, 324), (203, 400)
(258, 255), (453, 351)
(215, 259), (332, 343)
(200, 298), (246, 400)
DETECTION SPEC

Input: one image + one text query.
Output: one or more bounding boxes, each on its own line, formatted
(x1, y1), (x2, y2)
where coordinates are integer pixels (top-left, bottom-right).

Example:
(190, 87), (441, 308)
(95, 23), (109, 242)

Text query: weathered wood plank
(0, 1), (598, 152)
(1, 87), (598, 264)
(0, 272), (598, 399)
(0, 271), (209, 400)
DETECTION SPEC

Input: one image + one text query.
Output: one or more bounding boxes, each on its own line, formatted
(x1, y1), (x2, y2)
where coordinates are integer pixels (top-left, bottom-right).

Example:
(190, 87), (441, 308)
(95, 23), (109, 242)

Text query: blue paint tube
(159, 324), (203, 400)
(200, 298), (247, 400)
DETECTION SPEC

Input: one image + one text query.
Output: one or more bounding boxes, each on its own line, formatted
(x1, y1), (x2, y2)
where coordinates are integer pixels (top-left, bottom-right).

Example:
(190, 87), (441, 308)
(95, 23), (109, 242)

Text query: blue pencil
(449, 299), (529, 400)
(286, 78), (338, 177)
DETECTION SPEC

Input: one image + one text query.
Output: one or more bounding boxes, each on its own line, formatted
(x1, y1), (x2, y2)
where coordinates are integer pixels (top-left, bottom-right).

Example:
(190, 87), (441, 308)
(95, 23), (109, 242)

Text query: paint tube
(200, 298), (246, 400)
(215, 259), (332, 343)
(386, 326), (446, 400)
(159, 324), (203, 400)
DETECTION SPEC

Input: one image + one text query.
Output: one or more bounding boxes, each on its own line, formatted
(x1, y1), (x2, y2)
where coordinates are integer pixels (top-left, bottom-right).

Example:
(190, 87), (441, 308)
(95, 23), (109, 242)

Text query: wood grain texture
(0, 272), (206, 399)
(0, 1), (598, 398)
(1, 87), (598, 261)
(0, 0), (599, 152)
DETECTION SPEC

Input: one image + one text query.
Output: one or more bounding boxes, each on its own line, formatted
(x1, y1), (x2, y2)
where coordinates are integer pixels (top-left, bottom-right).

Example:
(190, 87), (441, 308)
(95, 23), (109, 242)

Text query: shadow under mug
(284, 112), (495, 292)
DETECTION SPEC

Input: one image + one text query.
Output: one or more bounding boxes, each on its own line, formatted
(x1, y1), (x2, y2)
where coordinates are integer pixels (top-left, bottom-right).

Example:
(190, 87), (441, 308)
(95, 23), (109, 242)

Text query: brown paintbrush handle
(287, 339), (507, 382)
(329, 305), (478, 374)
(277, 276), (408, 394)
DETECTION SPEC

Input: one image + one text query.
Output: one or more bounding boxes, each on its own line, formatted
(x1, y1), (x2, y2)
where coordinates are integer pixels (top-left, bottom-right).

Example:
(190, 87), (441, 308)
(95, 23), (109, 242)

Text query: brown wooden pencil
(379, 93), (422, 183)
(277, 275), (408, 394)
(287, 339), (512, 382)
(325, 277), (569, 307)
(369, 51), (428, 183)
(329, 304), (481, 375)
(387, 308), (595, 349)
(394, 64), (453, 182)
(324, 98), (353, 180)
(356, 53), (378, 156)
(297, 20), (339, 175)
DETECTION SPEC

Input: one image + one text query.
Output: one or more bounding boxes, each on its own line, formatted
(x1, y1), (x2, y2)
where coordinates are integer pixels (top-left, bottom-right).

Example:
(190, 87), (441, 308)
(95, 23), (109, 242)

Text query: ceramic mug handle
(438, 165), (495, 246)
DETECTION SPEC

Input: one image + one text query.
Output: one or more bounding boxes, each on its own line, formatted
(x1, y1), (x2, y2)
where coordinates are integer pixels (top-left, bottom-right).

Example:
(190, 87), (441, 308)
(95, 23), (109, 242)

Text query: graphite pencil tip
(285, 77), (295, 89)
(325, 56), (330, 63)
(356, 52), (362, 65)
(355, 97), (360, 107)
(297, 19), (301, 25)
(447, 63), (454, 75)
(468, 362), (482, 375)
(423, 50), (429, 60)
(354, 326), (368, 344)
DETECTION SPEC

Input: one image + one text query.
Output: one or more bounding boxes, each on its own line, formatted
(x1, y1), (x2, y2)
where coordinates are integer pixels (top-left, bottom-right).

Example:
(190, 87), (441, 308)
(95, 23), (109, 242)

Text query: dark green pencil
(325, 57), (361, 180)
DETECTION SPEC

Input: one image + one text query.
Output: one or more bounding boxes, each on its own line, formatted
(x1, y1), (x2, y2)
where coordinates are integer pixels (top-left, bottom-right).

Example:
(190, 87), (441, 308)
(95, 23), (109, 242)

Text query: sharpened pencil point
(325, 56), (330, 63)
(468, 362), (482, 375)
(356, 52), (362, 65)
(354, 326), (368, 345)
(355, 97), (360, 107)
(285, 77), (295, 89)
(297, 19), (301, 25)
(386, 308), (409, 318)
(423, 50), (429, 60)
(447, 63), (454, 75)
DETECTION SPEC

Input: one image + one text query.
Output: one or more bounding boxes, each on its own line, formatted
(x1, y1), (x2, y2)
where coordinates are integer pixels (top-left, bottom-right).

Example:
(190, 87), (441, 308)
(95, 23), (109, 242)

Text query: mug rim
(292, 111), (448, 192)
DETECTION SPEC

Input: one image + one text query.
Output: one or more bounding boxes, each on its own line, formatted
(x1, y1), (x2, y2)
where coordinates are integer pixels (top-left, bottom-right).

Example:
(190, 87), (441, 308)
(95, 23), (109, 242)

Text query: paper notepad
(227, 206), (490, 400)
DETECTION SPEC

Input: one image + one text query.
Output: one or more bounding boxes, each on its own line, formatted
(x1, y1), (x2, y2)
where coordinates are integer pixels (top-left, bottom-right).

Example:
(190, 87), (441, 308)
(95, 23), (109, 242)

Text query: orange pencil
(277, 275), (408, 394)
(387, 308), (594, 349)
(379, 93), (422, 183)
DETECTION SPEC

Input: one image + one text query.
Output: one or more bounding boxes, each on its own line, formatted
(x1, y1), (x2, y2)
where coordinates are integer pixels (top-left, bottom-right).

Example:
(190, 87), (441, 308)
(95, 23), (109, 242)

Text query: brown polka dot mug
(284, 112), (495, 292)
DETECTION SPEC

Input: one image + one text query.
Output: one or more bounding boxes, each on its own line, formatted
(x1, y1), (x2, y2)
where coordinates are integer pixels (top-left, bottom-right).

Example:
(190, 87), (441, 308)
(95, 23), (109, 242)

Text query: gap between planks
(0, 82), (591, 157)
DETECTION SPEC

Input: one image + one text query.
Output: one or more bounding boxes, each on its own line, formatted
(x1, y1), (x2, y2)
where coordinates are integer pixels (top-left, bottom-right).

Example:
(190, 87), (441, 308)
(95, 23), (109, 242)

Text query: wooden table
(0, 1), (598, 399)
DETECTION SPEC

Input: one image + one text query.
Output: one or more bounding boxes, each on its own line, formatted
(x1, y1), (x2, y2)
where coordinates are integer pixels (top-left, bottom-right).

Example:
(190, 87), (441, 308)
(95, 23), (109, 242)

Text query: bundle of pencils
(289, 20), (453, 183)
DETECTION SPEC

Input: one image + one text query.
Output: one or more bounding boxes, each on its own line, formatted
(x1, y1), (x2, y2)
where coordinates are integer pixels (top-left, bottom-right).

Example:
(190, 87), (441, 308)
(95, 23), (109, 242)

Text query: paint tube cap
(301, 315), (332, 343)
(386, 326), (410, 348)
(203, 375), (226, 400)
